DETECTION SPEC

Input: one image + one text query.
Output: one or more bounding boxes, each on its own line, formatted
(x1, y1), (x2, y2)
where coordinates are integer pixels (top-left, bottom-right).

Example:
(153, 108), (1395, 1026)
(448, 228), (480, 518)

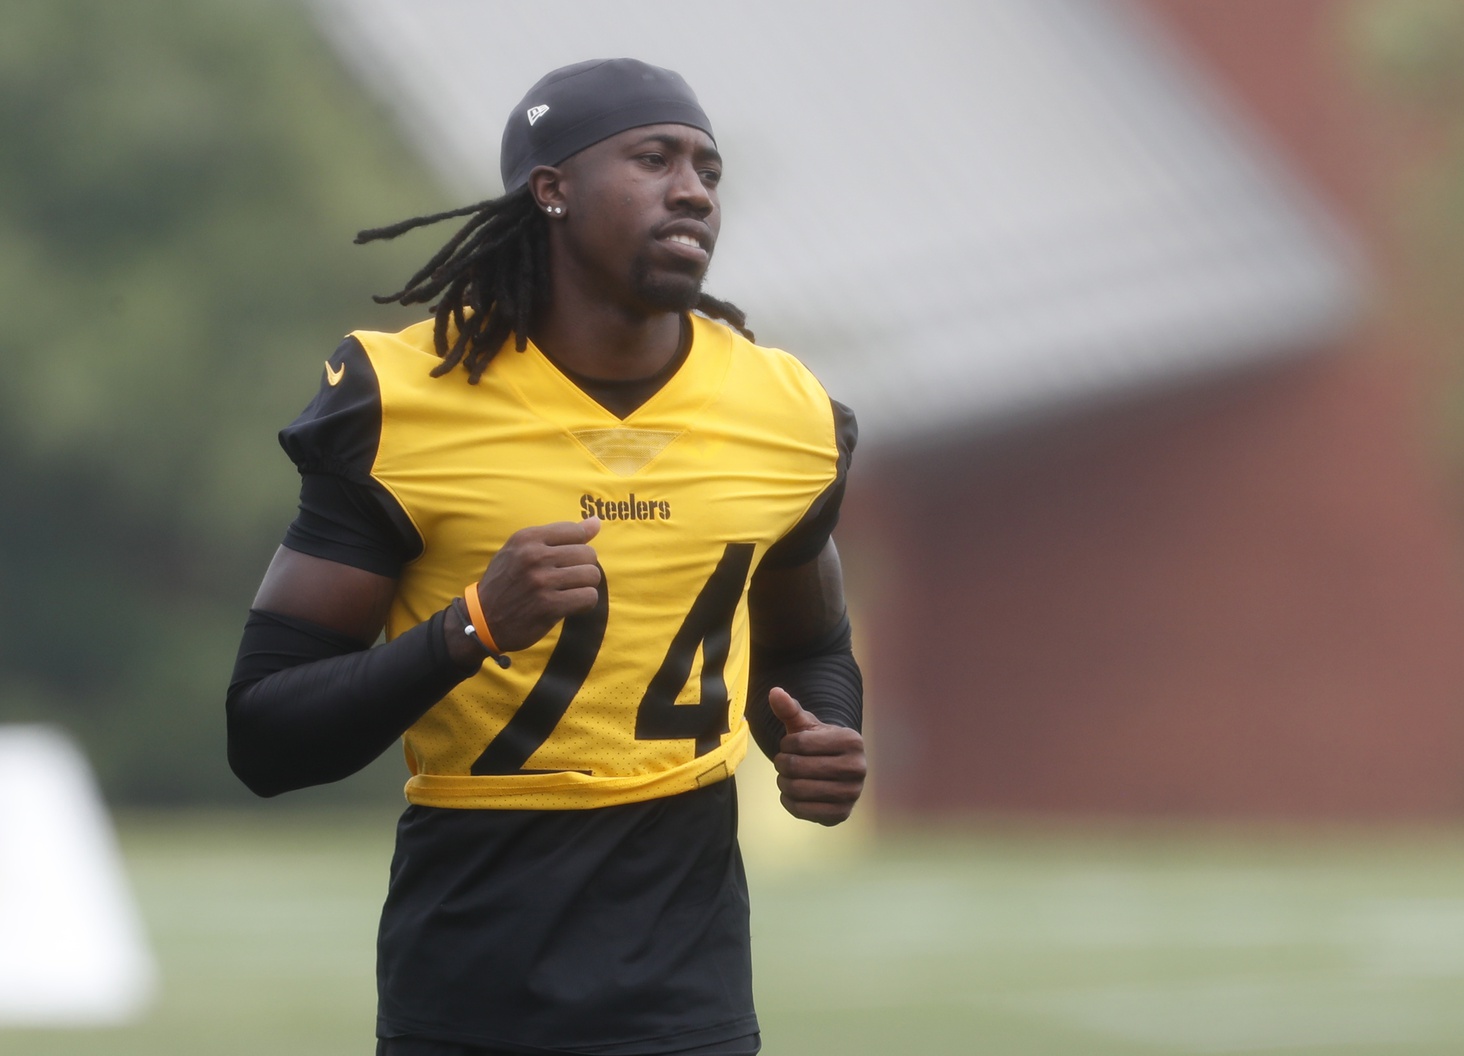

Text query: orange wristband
(462, 583), (506, 659)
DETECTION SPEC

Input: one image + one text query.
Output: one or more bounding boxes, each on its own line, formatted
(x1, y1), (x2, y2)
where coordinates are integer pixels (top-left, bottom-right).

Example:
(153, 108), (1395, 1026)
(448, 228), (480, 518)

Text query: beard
(629, 254), (708, 313)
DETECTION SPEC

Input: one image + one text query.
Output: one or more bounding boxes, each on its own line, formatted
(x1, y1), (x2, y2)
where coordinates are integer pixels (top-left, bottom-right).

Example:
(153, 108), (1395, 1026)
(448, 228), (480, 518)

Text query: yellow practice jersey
(282, 314), (854, 810)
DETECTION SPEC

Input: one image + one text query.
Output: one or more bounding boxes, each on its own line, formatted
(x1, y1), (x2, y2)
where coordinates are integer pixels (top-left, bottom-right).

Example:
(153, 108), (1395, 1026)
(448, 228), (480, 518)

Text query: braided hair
(356, 187), (754, 383)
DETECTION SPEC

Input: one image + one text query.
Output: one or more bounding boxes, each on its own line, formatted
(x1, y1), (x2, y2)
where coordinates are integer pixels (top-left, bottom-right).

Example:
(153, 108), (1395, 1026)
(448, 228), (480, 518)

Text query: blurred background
(3, 0), (1464, 1052)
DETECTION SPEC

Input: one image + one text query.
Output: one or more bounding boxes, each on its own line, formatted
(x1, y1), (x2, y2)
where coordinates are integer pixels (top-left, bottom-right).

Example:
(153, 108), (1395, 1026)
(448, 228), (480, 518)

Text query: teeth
(666, 234), (701, 248)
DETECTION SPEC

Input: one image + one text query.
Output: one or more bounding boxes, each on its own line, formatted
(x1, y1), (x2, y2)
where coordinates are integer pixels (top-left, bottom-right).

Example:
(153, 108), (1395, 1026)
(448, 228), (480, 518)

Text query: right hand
(472, 516), (602, 652)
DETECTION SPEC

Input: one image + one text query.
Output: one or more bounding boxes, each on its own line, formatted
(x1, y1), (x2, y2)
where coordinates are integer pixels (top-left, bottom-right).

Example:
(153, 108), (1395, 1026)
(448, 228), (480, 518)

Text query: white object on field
(0, 724), (155, 1025)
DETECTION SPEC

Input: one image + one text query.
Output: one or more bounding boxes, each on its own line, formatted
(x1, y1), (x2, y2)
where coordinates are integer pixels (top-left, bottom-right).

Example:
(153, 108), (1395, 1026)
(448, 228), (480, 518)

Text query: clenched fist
(472, 516), (603, 653)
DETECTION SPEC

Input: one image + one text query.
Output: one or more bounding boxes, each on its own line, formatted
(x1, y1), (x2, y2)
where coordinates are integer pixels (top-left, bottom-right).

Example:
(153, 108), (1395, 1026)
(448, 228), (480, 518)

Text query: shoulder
(277, 318), (446, 478)
(348, 316), (439, 366)
(694, 315), (857, 462)
(700, 315), (828, 399)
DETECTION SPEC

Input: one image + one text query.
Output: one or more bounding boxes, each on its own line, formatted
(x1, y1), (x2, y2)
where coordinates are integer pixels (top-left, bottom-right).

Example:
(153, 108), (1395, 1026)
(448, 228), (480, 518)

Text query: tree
(0, 0), (450, 801)
(1349, 0), (1464, 469)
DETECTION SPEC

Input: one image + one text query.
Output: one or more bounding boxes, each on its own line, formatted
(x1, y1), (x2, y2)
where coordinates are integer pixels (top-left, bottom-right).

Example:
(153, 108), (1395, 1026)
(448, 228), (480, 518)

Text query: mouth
(655, 223), (713, 263)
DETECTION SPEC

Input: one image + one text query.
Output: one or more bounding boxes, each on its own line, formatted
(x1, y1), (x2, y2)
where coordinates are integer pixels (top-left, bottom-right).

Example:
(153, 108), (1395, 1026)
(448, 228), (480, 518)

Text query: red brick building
(849, 0), (1464, 820)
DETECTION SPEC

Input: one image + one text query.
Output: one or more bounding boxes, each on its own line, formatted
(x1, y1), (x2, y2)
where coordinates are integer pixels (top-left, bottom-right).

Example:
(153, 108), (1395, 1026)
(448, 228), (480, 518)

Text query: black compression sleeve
(746, 613), (864, 762)
(226, 608), (480, 798)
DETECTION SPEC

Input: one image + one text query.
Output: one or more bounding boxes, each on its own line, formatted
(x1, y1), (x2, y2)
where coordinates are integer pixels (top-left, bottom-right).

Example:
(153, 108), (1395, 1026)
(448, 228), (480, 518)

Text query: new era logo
(526, 104), (550, 126)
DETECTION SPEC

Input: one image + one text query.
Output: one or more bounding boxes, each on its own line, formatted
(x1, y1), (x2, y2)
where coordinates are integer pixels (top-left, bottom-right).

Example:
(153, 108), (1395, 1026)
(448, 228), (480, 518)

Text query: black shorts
(376, 779), (758, 1054)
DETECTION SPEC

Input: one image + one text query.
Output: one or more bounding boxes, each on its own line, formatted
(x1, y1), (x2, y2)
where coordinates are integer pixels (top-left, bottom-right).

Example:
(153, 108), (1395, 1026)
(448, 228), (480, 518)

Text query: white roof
(310, 0), (1361, 448)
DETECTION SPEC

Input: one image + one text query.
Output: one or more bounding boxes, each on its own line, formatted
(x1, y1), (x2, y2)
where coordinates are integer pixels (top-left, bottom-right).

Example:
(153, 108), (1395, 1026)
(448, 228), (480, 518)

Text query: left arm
(746, 539), (866, 825)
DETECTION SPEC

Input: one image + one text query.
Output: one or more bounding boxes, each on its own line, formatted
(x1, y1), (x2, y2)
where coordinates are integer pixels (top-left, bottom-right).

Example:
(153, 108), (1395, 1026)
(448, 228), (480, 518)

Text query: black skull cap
(500, 58), (715, 192)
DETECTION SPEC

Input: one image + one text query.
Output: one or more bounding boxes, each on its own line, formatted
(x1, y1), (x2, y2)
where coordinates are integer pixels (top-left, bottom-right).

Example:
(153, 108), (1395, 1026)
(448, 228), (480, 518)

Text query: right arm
(225, 520), (602, 798)
(225, 547), (476, 797)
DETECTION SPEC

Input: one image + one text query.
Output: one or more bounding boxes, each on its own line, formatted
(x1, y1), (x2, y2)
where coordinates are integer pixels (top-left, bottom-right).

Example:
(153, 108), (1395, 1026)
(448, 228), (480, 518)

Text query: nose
(668, 158), (714, 218)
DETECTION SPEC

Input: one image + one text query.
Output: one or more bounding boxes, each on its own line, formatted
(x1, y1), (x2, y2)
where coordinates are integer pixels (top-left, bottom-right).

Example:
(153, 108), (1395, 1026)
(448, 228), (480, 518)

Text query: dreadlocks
(356, 187), (755, 384)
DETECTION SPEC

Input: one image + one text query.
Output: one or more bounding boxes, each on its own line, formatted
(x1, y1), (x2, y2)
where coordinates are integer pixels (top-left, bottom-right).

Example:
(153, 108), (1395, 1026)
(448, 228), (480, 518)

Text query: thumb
(768, 687), (821, 734)
(579, 515), (602, 541)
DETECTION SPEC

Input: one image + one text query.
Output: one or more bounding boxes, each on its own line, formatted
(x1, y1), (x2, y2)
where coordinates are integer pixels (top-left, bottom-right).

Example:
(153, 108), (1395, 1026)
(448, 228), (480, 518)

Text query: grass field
(6, 805), (1464, 1055)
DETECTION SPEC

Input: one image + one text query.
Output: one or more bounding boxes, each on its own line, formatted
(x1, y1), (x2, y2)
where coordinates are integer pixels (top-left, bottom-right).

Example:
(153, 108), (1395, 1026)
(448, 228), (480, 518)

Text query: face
(537, 123), (722, 314)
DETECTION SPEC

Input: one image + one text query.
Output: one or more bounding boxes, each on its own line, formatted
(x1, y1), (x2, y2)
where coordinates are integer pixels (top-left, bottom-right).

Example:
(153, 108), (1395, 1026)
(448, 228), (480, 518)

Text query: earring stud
(548, 205), (564, 216)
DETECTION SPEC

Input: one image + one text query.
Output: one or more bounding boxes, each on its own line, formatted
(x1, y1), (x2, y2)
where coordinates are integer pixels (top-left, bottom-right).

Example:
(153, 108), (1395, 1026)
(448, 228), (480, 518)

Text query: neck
(531, 274), (685, 381)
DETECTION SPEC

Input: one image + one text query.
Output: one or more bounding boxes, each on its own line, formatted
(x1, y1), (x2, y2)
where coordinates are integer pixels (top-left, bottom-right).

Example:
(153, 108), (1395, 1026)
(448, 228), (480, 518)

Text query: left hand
(766, 687), (866, 826)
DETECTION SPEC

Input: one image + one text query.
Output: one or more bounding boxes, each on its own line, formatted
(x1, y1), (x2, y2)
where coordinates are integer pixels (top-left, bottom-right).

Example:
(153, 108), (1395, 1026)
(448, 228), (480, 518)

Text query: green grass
(6, 810), (1464, 1054)
(753, 824), (1464, 1055)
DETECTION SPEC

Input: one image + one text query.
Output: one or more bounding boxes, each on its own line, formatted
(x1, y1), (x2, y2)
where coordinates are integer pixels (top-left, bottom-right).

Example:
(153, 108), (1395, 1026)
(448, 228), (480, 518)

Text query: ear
(528, 165), (567, 218)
